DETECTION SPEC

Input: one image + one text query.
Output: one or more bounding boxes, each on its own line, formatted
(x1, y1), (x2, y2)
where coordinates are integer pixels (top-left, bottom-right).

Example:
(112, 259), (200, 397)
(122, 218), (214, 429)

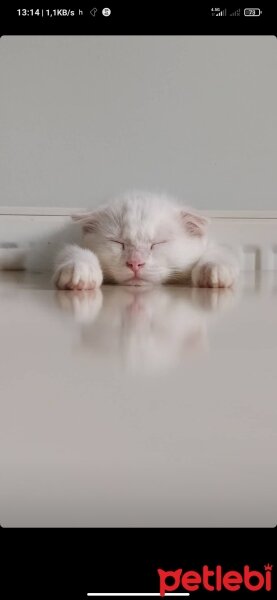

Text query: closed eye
(111, 240), (125, 250)
(151, 241), (168, 250)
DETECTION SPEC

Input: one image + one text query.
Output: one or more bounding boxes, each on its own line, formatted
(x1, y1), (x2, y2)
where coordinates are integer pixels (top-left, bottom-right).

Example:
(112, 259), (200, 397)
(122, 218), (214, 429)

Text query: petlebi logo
(158, 564), (273, 594)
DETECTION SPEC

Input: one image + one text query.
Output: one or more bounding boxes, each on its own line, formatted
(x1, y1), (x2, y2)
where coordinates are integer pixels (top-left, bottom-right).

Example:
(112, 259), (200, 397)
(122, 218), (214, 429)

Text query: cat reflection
(56, 286), (237, 372)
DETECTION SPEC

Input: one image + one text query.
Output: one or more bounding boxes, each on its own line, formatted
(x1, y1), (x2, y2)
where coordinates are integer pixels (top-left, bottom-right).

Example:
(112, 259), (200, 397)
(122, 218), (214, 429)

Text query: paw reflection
(55, 288), (103, 323)
(55, 286), (238, 371)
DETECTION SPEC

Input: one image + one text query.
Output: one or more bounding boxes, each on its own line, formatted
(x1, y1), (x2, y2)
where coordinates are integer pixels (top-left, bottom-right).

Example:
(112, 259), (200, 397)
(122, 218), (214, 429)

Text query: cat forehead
(121, 214), (166, 236)
(117, 201), (177, 236)
(120, 218), (174, 245)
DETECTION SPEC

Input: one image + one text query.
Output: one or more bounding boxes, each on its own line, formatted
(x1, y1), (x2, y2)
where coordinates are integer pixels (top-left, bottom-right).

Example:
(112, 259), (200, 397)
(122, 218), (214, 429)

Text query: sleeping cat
(54, 191), (239, 289)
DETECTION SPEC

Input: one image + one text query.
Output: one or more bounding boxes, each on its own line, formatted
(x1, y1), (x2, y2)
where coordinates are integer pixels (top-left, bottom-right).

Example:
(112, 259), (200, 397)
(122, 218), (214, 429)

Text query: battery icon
(244, 8), (262, 16)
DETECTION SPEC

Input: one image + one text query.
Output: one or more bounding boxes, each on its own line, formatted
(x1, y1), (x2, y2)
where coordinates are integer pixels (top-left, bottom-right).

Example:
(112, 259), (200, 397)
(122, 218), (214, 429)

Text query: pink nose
(126, 260), (145, 273)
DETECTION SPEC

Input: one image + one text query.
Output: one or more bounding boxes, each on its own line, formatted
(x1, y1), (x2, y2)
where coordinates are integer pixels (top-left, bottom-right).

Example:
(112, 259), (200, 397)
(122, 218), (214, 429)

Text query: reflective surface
(0, 272), (276, 526)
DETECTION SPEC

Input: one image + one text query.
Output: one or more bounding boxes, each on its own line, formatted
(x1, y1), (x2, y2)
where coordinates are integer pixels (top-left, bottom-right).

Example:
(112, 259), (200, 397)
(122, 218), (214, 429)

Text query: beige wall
(1, 35), (276, 209)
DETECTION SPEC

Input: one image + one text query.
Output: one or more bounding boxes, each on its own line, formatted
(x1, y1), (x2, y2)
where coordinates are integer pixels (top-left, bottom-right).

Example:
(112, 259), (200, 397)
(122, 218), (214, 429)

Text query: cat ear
(180, 210), (210, 237)
(71, 211), (99, 233)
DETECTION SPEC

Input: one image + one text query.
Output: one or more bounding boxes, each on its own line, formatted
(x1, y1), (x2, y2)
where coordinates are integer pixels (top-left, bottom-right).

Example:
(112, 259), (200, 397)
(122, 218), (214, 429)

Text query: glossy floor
(0, 271), (276, 526)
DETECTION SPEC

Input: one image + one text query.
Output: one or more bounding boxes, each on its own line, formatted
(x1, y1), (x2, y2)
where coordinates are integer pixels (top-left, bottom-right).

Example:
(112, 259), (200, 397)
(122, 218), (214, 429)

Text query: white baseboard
(0, 208), (277, 271)
(1, 207), (277, 218)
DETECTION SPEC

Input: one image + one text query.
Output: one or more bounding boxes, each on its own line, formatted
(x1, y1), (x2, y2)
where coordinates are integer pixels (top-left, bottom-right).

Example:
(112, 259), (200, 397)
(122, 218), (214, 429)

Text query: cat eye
(151, 241), (167, 250)
(111, 240), (125, 250)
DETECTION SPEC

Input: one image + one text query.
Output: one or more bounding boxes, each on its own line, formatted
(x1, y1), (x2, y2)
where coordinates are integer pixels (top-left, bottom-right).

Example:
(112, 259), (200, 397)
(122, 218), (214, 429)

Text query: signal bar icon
(211, 8), (227, 16)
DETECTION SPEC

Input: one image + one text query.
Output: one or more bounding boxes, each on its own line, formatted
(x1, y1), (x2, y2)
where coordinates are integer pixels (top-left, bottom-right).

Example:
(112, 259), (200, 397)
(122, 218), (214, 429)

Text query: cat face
(73, 192), (209, 285)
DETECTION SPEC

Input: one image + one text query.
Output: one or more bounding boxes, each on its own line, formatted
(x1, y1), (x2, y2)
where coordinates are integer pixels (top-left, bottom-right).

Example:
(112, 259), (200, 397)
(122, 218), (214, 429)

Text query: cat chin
(123, 278), (154, 287)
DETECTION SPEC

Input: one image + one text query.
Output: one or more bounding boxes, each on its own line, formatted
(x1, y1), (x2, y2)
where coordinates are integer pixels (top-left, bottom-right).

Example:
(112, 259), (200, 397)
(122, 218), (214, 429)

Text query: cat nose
(126, 260), (145, 273)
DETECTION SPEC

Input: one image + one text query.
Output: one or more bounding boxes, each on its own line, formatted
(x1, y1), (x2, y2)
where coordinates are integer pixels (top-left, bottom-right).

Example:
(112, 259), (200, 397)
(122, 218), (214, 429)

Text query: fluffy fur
(54, 191), (239, 289)
(0, 191), (239, 288)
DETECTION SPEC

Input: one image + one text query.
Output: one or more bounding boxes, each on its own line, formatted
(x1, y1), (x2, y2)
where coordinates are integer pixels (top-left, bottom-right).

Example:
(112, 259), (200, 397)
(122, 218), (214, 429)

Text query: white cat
(54, 191), (239, 289)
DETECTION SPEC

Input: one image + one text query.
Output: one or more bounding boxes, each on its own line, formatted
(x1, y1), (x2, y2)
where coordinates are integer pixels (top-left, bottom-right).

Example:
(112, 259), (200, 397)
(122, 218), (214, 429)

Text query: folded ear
(180, 210), (210, 237)
(71, 211), (99, 233)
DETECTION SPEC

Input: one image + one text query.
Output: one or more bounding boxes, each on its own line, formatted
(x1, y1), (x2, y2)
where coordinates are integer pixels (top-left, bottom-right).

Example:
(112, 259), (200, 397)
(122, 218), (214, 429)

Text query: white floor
(0, 271), (276, 527)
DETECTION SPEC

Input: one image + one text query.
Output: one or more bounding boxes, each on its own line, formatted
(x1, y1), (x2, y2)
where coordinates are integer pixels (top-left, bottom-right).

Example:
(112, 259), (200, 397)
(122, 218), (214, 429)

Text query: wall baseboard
(0, 209), (277, 271)
(1, 207), (277, 219)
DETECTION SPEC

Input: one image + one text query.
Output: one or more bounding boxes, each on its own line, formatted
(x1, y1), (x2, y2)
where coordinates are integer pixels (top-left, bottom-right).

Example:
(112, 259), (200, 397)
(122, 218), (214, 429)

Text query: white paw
(54, 261), (103, 290)
(192, 262), (237, 288)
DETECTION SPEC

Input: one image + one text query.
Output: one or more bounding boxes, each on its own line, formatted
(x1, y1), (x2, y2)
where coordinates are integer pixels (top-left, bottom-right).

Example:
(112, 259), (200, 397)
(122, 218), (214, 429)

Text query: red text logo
(158, 564), (273, 594)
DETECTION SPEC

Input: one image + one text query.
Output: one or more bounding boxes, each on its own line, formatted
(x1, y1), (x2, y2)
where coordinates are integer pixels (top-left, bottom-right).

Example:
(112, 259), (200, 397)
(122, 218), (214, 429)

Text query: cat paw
(191, 262), (237, 288)
(54, 261), (103, 290)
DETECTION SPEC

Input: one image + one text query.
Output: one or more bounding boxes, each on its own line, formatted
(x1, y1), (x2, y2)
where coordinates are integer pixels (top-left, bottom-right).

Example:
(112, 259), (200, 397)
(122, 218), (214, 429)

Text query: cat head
(72, 191), (209, 285)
